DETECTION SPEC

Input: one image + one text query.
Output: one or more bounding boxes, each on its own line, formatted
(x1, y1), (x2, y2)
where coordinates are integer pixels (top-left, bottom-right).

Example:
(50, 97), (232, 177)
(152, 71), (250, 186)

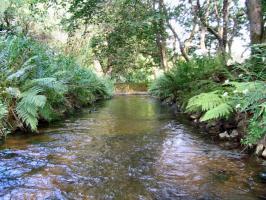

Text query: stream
(0, 95), (265, 199)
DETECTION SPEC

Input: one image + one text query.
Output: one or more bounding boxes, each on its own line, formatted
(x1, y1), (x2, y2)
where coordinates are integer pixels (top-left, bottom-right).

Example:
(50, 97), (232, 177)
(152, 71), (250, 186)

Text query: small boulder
(219, 131), (230, 140)
(230, 130), (239, 138)
(256, 144), (265, 156)
(262, 149), (266, 159)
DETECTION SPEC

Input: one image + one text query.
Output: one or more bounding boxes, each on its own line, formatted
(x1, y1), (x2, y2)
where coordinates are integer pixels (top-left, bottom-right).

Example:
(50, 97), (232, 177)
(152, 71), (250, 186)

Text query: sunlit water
(0, 96), (265, 200)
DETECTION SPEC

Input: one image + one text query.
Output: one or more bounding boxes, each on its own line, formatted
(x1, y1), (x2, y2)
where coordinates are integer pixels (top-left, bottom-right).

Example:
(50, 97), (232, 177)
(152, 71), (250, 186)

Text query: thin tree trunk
(222, 0), (230, 52)
(167, 21), (190, 62)
(200, 27), (207, 51)
(157, 0), (169, 71)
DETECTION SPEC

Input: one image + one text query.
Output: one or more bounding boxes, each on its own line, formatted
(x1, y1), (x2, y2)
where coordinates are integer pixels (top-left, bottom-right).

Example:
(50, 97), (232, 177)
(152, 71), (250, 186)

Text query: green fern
(0, 35), (113, 137)
(186, 91), (223, 112)
(201, 103), (233, 121)
(16, 87), (47, 130)
(26, 78), (68, 94)
(186, 91), (233, 122)
(38, 102), (55, 122)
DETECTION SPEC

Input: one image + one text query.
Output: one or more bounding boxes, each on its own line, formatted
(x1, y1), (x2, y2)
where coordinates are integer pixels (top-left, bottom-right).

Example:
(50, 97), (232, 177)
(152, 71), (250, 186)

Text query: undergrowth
(0, 35), (113, 137)
(150, 53), (266, 146)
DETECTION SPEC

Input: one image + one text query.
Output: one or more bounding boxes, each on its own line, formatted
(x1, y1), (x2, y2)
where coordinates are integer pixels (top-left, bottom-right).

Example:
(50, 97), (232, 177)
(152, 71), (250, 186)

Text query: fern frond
(26, 77), (68, 94)
(16, 87), (47, 130)
(227, 81), (265, 93)
(200, 103), (233, 121)
(7, 63), (36, 81)
(186, 91), (233, 121)
(186, 91), (224, 112)
(39, 103), (54, 121)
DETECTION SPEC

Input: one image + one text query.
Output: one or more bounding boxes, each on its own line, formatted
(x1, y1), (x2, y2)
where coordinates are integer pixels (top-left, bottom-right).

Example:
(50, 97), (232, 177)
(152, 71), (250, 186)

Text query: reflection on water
(0, 96), (265, 199)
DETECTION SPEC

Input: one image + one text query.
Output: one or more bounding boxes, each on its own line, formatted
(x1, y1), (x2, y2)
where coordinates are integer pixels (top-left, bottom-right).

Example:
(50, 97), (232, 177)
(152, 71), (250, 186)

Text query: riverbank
(0, 36), (113, 139)
(153, 94), (266, 159)
(149, 57), (266, 159)
(165, 100), (247, 148)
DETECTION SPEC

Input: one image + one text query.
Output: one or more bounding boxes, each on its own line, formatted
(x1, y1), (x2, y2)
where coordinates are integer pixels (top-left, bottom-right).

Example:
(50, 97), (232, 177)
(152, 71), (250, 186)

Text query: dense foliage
(149, 56), (228, 105)
(150, 53), (266, 145)
(0, 35), (113, 137)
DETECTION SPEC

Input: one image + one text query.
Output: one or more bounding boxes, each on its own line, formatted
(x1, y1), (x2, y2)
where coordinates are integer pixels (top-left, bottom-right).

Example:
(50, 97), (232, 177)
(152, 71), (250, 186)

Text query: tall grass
(0, 35), (113, 137)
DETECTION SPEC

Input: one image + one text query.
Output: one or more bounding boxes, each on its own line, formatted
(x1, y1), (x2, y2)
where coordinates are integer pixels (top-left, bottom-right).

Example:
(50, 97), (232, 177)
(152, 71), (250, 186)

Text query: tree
(153, 0), (169, 70)
(246, 0), (266, 45)
(64, 0), (166, 79)
(195, 0), (245, 57)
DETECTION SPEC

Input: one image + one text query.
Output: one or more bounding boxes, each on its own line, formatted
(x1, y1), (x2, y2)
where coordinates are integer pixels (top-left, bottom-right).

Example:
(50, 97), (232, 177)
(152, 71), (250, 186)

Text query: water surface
(0, 96), (265, 199)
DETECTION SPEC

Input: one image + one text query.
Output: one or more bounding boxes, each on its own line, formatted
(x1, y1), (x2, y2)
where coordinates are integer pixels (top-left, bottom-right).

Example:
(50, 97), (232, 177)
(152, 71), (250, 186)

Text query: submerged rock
(219, 131), (230, 139)
(256, 144), (265, 157)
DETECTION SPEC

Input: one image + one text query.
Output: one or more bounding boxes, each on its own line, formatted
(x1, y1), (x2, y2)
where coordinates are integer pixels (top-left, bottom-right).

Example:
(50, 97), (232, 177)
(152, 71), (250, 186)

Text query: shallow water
(0, 96), (265, 200)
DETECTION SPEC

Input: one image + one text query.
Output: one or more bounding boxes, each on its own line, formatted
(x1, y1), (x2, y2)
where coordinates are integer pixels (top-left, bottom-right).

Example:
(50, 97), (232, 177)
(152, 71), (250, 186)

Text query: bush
(0, 35), (113, 137)
(149, 56), (229, 107)
(150, 53), (266, 146)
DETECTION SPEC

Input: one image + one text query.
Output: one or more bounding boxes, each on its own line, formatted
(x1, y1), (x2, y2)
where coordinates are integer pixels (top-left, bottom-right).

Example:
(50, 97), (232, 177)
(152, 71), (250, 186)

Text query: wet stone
(256, 144), (265, 156)
(262, 149), (266, 159)
(229, 130), (239, 138)
(219, 131), (230, 139)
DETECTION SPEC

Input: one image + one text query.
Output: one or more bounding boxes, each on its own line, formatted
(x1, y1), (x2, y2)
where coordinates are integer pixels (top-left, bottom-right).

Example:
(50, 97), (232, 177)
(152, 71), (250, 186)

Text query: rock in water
(230, 130), (239, 138)
(219, 131), (230, 139)
(256, 144), (265, 156)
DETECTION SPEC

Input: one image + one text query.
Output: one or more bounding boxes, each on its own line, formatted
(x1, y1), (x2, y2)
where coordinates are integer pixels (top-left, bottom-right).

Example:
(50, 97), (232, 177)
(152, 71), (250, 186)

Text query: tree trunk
(200, 26), (207, 52)
(246, 0), (265, 44)
(157, 0), (169, 71)
(196, 0), (230, 57)
(222, 0), (230, 52)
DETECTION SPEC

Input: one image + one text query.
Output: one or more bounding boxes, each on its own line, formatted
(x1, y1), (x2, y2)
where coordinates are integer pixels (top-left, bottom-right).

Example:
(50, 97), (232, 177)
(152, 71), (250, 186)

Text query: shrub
(149, 56), (228, 106)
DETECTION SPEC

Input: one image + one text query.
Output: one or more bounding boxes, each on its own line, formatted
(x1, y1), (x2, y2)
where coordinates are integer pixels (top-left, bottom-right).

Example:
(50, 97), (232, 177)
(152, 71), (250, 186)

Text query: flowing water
(0, 96), (265, 200)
